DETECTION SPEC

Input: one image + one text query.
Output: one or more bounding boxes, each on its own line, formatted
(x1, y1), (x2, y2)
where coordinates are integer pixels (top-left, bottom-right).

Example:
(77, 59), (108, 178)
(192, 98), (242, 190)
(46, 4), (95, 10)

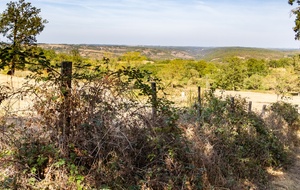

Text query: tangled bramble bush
(0, 85), (10, 104)
(179, 91), (295, 189)
(264, 101), (300, 148)
(270, 101), (299, 126)
(0, 64), (207, 189)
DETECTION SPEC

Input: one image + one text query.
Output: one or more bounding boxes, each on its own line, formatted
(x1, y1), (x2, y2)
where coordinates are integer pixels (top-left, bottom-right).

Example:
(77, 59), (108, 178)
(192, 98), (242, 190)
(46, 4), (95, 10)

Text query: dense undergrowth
(0, 65), (299, 189)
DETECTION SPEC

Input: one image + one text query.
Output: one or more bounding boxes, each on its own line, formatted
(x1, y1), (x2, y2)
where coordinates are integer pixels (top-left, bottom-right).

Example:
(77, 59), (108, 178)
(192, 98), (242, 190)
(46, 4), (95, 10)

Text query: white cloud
(0, 0), (298, 48)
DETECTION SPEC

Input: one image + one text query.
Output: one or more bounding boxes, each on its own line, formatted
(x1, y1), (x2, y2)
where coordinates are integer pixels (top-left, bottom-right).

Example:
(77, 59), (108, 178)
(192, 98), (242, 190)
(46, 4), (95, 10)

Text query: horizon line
(37, 43), (300, 50)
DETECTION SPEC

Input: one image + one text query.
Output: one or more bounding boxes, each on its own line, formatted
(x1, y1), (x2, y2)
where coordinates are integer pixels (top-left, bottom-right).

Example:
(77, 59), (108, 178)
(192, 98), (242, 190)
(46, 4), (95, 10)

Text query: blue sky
(0, 0), (299, 48)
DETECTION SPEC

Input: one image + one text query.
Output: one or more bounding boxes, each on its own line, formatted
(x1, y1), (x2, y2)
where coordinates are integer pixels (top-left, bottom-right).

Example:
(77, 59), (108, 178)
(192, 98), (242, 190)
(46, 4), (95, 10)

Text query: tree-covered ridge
(38, 44), (300, 62)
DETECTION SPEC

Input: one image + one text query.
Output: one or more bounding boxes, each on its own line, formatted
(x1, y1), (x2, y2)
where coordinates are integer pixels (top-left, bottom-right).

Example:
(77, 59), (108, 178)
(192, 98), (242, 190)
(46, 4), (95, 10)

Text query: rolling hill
(38, 44), (300, 61)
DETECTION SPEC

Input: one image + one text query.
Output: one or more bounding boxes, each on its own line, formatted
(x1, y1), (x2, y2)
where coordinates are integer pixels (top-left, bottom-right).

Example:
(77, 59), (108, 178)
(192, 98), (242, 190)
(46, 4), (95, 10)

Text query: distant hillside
(38, 44), (300, 61)
(198, 47), (299, 62)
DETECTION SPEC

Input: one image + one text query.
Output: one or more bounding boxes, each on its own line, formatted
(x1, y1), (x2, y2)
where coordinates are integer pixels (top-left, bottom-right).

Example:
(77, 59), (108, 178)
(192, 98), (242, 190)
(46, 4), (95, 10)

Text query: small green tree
(0, 0), (48, 74)
(243, 74), (264, 90)
(268, 58), (292, 68)
(119, 51), (147, 63)
(266, 68), (300, 99)
(289, 0), (300, 39)
(70, 48), (83, 64)
(246, 58), (268, 76)
(214, 57), (247, 90)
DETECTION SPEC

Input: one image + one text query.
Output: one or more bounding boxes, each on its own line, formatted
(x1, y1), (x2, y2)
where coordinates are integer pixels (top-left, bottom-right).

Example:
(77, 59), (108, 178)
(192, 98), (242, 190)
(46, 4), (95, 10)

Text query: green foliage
(271, 68), (300, 98)
(118, 51), (148, 62)
(199, 92), (290, 188)
(289, 0), (300, 39)
(138, 62), (165, 75)
(115, 66), (158, 96)
(270, 101), (299, 125)
(42, 49), (57, 60)
(0, 0), (47, 45)
(156, 59), (188, 81)
(243, 74), (264, 90)
(268, 58), (292, 68)
(205, 56), (300, 91)
(5, 43), (298, 94)
(17, 142), (56, 181)
(246, 58), (268, 76)
(0, 46), (48, 73)
(0, 0), (48, 74)
(143, 59), (217, 87)
(70, 48), (83, 64)
(203, 47), (288, 61)
(214, 57), (247, 90)
(187, 60), (218, 78)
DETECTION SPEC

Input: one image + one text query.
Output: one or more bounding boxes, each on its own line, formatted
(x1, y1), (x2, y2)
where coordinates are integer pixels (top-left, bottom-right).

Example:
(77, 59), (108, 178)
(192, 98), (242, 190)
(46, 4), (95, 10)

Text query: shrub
(0, 65), (205, 189)
(243, 74), (264, 90)
(182, 91), (291, 189)
(270, 101), (299, 126)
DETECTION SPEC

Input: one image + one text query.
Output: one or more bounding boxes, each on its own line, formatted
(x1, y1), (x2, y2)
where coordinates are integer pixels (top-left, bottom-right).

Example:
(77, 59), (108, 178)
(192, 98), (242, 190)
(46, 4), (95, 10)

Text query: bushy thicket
(180, 91), (299, 189)
(137, 56), (300, 95)
(0, 65), (206, 189)
(0, 51), (299, 189)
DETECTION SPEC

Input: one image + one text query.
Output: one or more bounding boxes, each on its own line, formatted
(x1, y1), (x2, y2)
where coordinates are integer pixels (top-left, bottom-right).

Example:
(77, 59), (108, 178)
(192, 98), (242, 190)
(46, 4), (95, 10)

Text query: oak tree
(0, 0), (48, 74)
(214, 57), (247, 91)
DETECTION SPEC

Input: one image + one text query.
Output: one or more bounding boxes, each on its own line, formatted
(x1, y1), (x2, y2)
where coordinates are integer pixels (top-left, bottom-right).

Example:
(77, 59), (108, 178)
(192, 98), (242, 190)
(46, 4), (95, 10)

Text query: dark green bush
(197, 92), (290, 188)
(270, 101), (299, 125)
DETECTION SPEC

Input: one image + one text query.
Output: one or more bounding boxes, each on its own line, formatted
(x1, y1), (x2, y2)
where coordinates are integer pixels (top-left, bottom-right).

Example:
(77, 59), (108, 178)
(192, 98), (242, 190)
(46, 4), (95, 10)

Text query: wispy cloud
(0, 0), (298, 48)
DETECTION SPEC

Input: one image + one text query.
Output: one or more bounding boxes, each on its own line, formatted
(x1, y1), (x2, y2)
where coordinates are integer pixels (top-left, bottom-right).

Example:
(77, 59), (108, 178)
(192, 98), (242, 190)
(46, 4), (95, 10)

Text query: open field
(0, 74), (35, 116)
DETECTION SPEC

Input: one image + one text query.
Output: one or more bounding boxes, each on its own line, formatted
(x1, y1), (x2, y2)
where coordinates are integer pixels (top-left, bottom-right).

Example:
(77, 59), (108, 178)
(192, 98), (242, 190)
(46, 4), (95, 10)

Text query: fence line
(178, 87), (295, 116)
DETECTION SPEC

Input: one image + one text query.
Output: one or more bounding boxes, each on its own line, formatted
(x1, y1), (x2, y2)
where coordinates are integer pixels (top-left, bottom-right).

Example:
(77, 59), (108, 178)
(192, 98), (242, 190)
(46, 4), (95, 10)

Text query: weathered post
(151, 82), (157, 121)
(198, 86), (202, 119)
(230, 97), (235, 112)
(61, 61), (72, 139)
(248, 101), (252, 113)
(261, 105), (267, 116)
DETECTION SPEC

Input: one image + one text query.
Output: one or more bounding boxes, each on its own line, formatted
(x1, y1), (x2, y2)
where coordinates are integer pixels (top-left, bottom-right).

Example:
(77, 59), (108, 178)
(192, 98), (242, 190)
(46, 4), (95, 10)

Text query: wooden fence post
(151, 82), (157, 121)
(261, 105), (267, 116)
(61, 61), (72, 139)
(198, 86), (202, 119)
(230, 97), (235, 112)
(248, 101), (252, 113)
